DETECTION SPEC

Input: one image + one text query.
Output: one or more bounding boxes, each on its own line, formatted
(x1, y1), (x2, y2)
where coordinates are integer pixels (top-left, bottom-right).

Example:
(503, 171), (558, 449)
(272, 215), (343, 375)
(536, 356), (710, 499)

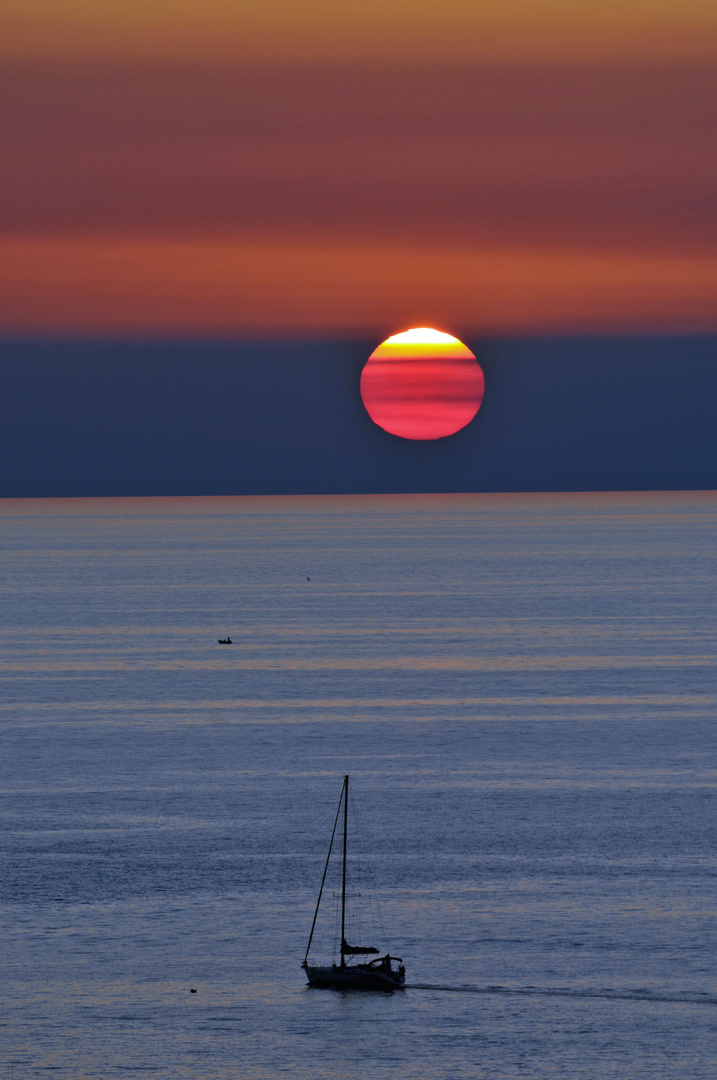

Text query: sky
(2, 0), (716, 335)
(1, 336), (716, 497)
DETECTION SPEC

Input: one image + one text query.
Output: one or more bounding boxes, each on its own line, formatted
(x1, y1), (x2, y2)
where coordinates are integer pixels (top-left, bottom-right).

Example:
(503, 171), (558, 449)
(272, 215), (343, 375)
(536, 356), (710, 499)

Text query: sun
(360, 327), (485, 440)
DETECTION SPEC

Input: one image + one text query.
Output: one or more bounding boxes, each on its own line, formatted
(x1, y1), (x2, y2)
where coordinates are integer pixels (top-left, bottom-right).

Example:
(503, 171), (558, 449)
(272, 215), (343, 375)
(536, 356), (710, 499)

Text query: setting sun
(360, 328), (485, 440)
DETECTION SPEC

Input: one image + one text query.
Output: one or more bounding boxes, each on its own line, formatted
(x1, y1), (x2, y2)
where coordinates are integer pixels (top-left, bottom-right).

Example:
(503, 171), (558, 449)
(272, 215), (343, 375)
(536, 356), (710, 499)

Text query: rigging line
(303, 783), (344, 966)
(341, 774), (348, 966)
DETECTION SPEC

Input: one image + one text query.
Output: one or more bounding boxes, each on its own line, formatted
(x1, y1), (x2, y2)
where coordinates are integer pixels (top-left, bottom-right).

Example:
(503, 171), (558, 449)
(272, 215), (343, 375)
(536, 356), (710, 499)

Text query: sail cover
(342, 939), (380, 955)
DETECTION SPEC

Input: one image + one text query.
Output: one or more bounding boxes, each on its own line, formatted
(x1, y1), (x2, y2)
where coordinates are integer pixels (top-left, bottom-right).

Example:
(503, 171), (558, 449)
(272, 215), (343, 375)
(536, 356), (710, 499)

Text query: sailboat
(302, 774), (406, 991)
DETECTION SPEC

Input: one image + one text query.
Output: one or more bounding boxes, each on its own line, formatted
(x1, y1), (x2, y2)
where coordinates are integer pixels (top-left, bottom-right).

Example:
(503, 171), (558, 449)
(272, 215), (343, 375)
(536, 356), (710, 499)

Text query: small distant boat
(302, 775), (405, 991)
(217, 637), (233, 644)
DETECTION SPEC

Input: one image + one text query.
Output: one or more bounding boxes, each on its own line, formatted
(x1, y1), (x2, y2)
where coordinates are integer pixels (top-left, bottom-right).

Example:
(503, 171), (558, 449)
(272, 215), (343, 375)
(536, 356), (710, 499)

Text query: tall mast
(340, 774), (348, 967)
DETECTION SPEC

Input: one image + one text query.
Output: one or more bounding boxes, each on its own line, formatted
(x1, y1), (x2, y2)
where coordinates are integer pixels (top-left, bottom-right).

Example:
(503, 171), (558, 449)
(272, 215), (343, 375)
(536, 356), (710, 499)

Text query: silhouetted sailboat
(302, 775), (405, 991)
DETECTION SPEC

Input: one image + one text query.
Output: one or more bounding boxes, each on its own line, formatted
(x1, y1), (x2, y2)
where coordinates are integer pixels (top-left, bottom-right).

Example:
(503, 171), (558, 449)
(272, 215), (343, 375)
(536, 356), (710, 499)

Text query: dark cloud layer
(1, 335), (715, 497)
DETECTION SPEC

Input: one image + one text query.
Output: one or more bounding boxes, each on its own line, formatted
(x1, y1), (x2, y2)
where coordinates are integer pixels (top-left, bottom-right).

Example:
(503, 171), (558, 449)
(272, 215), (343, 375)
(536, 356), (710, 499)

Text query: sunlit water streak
(1, 492), (716, 1079)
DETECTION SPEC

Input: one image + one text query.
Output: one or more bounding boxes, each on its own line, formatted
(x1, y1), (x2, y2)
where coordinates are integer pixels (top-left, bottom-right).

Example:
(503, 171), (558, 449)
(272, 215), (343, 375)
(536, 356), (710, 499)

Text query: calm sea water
(1, 492), (716, 1079)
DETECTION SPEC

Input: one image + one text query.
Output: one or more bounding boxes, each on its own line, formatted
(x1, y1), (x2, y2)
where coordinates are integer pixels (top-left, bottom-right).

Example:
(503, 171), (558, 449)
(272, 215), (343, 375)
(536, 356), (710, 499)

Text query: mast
(340, 774), (348, 967)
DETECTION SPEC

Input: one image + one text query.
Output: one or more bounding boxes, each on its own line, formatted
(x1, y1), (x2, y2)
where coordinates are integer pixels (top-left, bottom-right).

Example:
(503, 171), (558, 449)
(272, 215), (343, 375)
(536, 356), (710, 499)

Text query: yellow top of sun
(370, 327), (476, 361)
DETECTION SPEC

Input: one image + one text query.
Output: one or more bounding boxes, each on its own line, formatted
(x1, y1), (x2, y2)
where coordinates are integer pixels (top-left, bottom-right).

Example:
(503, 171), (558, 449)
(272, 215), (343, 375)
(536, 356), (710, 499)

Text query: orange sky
(2, 2), (716, 335)
(3, 2), (716, 62)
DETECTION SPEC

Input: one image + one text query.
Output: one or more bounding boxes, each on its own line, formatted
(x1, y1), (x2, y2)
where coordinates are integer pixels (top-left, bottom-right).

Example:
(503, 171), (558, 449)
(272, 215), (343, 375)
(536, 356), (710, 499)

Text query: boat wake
(406, 984), (717, 1007)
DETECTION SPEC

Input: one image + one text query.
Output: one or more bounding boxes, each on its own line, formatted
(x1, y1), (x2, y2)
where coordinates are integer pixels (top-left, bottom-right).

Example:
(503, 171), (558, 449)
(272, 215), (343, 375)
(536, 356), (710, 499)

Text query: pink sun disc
(360, 328), (485, 440)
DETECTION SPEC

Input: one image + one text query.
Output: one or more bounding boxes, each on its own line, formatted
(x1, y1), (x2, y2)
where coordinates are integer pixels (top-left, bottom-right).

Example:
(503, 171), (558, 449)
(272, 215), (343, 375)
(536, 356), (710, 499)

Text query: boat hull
(304, 964), (405, 991)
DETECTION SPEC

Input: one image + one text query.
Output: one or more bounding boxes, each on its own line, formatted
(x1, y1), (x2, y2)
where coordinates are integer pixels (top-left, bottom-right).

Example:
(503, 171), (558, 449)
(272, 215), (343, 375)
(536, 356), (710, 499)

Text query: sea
(1, 491), (716, 1080)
